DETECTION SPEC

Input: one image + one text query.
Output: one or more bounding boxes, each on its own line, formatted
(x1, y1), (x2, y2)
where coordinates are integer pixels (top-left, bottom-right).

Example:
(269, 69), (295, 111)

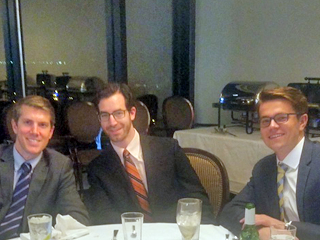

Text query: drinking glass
(270, 224), (296, 240)
(27, 213), (52, 240)
(176, 198), (202, 240)
(121, 212), (144, 240)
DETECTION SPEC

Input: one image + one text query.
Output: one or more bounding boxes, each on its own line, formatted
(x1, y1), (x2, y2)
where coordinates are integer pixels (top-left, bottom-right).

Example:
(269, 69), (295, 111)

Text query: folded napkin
(20, 214), (89, 240)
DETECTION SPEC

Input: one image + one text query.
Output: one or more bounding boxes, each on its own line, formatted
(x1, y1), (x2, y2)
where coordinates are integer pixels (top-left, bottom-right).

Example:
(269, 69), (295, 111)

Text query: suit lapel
(140, 136), (155, 197)
(25, 151), (49, 213)
(296, 139), (312, 221)
(268, 157), (281, 218)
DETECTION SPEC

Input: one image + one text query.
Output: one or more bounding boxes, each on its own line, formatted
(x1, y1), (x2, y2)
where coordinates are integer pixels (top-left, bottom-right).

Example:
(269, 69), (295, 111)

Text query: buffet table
(173, 126), (273, 194)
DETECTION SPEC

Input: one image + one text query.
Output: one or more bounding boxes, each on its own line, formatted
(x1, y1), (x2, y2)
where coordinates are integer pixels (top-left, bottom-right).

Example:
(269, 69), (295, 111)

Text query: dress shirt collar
(111, 129), (143, 164)
(13, 144), (42, 173)
(277, 137), (304, 170)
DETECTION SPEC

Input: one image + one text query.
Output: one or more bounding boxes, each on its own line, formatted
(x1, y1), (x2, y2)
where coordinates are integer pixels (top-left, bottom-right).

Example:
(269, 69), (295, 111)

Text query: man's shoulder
(140, 135), (178, 147)
(88, 145), (115, 169)
(0, 143), (14, 159)
(253, 153), (276, 171)
(44, 147), (68, 158)
(43, 147), (70, 166)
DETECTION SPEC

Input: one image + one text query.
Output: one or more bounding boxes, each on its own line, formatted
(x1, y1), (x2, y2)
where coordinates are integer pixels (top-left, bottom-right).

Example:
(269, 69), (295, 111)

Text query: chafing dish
(214, 81), (279, 134)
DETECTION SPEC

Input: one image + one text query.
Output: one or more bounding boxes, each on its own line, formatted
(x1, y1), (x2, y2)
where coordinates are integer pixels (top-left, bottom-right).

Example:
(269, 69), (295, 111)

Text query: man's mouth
(269, 133), (284, 139)
(27, 138), (40, 143)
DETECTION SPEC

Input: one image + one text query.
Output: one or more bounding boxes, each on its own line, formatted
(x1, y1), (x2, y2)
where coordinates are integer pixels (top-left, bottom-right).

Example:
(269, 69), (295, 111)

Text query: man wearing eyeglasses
(219, 87), (320, 240)
(85, 83), (214, 224)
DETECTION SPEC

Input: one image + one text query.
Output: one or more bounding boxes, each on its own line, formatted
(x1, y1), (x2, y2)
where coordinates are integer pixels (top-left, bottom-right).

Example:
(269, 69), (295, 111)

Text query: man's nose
(30, 124), (39, 134)
(269, 119), (279, 128)
(108, 114), (118, 125)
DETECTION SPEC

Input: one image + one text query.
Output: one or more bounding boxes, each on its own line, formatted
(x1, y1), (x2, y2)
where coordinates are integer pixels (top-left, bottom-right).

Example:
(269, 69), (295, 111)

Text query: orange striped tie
(123, 149), (152, 221)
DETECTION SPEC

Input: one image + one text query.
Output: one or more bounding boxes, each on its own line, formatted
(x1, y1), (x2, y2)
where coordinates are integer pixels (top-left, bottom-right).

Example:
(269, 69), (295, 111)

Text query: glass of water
(270, 224), (296, 240)
(27, 213), (52, 240)
(176, 198), (202, 240)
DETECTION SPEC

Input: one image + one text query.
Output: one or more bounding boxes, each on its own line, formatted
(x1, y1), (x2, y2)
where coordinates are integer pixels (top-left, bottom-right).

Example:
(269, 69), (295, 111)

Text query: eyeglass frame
(259, 112), (303, 128)
(98, 109), (128, 122)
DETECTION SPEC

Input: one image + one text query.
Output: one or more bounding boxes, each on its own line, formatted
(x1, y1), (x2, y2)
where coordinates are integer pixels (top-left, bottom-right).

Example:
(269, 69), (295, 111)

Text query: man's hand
(240, 214), (283, 227)
(257, 227), (271, 240)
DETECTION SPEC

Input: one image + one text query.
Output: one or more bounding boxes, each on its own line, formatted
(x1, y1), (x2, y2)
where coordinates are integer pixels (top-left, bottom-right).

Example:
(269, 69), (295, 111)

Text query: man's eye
(39, 123), (49, 128)
(101, 113), (109, 118)
(24, 120), (32, 125)
(276, 115), (287, 122)
(114, 111), (123, 117)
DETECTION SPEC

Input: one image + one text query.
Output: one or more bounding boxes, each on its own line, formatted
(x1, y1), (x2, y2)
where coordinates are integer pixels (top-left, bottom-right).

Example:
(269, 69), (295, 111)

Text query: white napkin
(20, 214), (89, 240)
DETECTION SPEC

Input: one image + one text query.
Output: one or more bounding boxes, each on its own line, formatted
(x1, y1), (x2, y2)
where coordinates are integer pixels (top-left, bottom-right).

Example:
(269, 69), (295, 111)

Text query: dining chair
(183, 148), (230, 218)
(162, 96), (194, 137)
(133, 100), (151, 135)
(3, 102), (15, 143)
(66, 101), (101, 195)
(137, 94), (158, 126)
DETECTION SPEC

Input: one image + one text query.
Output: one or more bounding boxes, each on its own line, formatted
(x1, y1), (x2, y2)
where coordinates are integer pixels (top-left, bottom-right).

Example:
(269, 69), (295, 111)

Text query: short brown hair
(12, 95), (55, 126)
(94, 83), (136, 110)
(257, 86), (308, 115)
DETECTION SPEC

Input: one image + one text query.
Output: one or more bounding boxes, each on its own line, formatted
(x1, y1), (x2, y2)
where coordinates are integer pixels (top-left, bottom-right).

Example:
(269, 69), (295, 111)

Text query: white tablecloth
(73, 223), (232, 240)
(173, 126), (273, 193)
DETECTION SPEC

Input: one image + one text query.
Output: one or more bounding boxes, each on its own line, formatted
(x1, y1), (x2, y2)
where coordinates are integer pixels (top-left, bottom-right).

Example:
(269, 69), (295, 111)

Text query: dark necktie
(0, 162), (32, 239)
(277, 163), (288, 221)
(123, 149), (152, 221)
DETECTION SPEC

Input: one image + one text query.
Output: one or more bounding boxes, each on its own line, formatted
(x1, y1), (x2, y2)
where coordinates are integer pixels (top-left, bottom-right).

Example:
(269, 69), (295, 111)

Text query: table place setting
(18, 214), (89, 240)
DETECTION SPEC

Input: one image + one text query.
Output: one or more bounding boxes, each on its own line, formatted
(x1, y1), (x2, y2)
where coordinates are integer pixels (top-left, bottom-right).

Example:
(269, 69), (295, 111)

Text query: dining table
(79, 223), (234, 240)
(15, 223), (236, 240)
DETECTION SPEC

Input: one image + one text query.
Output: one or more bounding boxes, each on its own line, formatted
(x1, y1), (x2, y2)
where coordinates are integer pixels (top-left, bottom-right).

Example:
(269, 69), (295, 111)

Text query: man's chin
(110, 136), (123, 143)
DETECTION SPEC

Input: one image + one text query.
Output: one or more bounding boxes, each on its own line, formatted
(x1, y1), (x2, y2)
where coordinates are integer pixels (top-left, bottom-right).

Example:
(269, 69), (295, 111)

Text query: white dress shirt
(277, 137), (304, 222)
(111, 129), (148, 191)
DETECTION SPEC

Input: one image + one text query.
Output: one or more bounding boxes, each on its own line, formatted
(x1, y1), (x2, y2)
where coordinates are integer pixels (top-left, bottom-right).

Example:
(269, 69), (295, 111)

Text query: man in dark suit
(219, 87), (320, 240)
(86, 83), (214, 224)
(0, 96), (89, 240)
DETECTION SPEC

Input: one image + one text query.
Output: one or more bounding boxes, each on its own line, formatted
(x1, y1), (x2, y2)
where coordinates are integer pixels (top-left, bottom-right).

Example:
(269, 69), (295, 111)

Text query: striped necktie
(277, 163), (288, 222)
(123, 149), (152, 221)
(0, 162), (32, 239)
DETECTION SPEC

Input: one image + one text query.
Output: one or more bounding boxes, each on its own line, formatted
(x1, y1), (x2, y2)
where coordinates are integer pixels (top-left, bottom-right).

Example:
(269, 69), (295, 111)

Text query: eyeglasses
(99, 110), (127, 122)
(259, 113), (301, 128)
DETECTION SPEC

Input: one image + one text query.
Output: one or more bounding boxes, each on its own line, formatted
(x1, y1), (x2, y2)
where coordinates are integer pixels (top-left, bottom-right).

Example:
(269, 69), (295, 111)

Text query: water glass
(270, 224), (296, 240)
(176, 198), (202, 240)
(121, 212), (144, 240)
(27, 213), (52, 240)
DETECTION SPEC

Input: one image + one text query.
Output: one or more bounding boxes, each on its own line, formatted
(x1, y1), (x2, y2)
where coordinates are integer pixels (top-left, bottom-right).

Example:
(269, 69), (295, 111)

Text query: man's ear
(11, 119), (18, 134)
(299, 113), (308, 131)
(129, 106), (137, 121)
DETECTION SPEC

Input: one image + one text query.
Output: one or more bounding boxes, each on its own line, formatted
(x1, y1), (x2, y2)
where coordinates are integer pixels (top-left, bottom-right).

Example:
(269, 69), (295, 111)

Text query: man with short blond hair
(0, 95), (89, 240)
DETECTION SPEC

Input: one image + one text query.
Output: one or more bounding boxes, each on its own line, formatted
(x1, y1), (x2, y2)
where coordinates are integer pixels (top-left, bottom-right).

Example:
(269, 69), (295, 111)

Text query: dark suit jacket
(0, 144), (89, 234)
(219, 139), (320, 240)
(86, 135), (214, 224)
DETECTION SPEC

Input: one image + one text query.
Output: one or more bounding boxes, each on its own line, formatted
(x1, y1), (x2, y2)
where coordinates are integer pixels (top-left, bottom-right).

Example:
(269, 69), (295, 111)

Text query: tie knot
(278, 163), (288, 173)
(123, 149), (130, 159)
(21, 162), (32, 174)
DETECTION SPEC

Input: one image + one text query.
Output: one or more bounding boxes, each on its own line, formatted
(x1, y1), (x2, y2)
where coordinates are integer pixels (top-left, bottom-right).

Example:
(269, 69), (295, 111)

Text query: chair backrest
(183, 148), (230, 218)
(66, 101), (101, 143)
(137, 94), (158, 125)
(162, 96), (194, 136)
(4, 103), (16, 142)
(133, 100), (151, 135)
